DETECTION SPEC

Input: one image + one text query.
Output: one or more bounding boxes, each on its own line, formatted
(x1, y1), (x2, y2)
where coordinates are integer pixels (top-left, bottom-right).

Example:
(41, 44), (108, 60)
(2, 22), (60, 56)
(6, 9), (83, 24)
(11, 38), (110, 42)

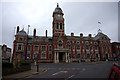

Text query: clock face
(57, 14), (61, 18)
(56, 14), (62, 20)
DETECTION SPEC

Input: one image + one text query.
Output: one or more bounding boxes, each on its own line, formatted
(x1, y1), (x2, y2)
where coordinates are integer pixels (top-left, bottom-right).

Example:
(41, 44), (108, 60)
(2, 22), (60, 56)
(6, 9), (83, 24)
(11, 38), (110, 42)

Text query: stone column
(66, 52), (68, 63)
(54, 52), (56, 63)
(67, 52), (69, 63)
(57, 52), (59, 63)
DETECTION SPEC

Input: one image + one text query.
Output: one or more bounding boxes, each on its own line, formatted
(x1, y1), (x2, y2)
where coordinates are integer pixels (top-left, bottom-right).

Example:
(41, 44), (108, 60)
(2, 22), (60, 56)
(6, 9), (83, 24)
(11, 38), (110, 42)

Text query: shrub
(19, 60), (30, 66)
(2, 62), (13, 68)
(2, 60), (31, 76)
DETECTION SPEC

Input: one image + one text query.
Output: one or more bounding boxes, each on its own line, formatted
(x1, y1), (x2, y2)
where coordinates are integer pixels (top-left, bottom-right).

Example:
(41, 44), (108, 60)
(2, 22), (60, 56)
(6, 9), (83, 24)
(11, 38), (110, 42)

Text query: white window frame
(41, 45), (46, 51)
(17, 43), (24, 51)
(41, 52), (46, 59)
(34, 45), (39, 51)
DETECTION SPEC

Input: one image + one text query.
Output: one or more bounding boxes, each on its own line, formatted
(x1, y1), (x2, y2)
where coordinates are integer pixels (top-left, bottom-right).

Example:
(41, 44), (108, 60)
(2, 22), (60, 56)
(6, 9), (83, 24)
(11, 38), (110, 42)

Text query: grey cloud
(2, 2), (118, 50)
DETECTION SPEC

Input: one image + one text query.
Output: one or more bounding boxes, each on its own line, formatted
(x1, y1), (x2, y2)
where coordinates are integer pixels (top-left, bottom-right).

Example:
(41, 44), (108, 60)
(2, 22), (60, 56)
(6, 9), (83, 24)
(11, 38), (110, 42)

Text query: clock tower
(52, 3), (65, 37)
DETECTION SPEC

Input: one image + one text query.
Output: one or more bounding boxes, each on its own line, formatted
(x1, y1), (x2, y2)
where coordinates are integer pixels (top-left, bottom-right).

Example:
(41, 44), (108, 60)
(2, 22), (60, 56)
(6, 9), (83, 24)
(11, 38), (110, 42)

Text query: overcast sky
(1, 1), (119, 50)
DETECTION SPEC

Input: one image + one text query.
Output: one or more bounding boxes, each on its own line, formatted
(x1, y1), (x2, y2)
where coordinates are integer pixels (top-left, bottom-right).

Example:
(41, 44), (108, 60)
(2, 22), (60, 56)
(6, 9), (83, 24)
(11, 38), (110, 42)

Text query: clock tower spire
(52, 3), (65, 37)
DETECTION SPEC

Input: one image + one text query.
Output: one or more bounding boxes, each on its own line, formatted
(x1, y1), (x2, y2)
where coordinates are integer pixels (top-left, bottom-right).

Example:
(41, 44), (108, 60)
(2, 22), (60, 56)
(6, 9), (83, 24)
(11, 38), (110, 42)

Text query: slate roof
(53, 3), (64, 15)
(16, 29), (27, 36)
(95, 32), (110, 40)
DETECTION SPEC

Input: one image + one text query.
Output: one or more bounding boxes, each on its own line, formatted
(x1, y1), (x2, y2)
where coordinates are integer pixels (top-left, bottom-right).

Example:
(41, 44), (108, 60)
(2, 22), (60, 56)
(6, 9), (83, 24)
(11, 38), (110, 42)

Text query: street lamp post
(34, 54), (39, 72)
(37, 61), (39, 72)
(36, 55), (39, 72)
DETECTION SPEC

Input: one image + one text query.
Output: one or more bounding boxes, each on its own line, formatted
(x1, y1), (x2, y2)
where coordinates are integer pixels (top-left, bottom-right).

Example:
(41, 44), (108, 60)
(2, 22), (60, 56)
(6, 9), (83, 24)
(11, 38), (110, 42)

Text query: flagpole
(98, 21), (102, 33)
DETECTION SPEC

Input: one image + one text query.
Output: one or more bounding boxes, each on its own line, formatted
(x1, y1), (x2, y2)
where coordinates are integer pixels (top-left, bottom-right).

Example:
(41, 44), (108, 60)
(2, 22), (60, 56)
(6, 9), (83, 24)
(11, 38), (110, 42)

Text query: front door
(106, 54), (108, 59)
(59, 52), (65, 62)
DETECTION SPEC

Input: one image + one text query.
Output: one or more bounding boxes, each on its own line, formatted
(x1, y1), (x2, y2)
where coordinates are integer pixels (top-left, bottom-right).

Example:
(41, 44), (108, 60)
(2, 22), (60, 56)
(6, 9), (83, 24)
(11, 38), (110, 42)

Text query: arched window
(67, 41), (70, 44)
(60, 23), (62, 29)
(58, 40), (62, 48)
(57, 23), (59, 29)
(59, 44), (62, 48)
(59, 40), (62, 43)
(77, 41), (80, 44)
(67, 41), (70, 49)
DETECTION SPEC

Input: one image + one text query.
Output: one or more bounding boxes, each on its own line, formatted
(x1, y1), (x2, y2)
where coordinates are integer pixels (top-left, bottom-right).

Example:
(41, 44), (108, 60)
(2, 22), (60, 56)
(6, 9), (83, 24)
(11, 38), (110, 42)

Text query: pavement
(2, 68), (46, 79)
(85, 61), (108, 64)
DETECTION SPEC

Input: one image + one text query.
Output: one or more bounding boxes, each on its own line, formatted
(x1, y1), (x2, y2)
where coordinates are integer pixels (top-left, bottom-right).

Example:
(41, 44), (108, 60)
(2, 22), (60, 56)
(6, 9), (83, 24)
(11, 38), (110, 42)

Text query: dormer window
(43, 38), (45, 42)
(28, 38), (32, 42)
(35, 38), (38, 42)
(48, 39), (52, 42)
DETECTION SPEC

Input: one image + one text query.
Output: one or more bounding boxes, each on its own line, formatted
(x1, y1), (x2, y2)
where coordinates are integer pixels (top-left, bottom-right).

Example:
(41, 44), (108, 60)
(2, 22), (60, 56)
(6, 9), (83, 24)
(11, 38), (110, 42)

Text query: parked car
(107, 63), (120, 80)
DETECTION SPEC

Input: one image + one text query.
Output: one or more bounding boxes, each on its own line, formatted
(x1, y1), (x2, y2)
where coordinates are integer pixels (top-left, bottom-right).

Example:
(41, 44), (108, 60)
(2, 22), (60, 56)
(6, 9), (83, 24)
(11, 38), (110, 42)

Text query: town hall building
(12, 4), (113, 63)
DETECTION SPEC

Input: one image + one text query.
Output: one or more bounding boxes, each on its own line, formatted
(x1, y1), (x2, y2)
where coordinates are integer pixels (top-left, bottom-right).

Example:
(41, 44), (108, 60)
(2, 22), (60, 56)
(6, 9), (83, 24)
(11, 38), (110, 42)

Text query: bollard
(34, 61), (36, 65)
(37, 63), (39, 72)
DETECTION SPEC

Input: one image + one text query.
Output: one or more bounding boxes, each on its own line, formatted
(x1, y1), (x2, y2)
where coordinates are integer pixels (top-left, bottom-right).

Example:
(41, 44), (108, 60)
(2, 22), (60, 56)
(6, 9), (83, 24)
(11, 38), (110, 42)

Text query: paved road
(25, 61), (114, 79)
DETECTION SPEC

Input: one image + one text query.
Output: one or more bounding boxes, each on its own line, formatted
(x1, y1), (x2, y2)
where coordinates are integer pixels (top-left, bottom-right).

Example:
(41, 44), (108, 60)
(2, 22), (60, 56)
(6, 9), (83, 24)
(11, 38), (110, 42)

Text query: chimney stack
(46, 30), (47, 38)
(71, 33), (74, 37)
(80, 33), (83, 37)
(89, 34), (92, 38)
(33, 28), (36, 37)
(16, 26), (19, 33)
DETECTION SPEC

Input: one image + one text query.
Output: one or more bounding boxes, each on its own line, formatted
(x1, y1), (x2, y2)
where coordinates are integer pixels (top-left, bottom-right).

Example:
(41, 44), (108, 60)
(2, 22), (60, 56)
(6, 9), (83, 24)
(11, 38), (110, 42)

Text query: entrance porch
(54, 49), (69, 63)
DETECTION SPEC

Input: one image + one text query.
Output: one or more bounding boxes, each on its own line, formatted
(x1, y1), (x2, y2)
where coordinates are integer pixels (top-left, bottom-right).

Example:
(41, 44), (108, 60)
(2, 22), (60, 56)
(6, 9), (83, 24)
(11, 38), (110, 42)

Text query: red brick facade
(111, 42), (120, 60)
(12, 4), (113, 63)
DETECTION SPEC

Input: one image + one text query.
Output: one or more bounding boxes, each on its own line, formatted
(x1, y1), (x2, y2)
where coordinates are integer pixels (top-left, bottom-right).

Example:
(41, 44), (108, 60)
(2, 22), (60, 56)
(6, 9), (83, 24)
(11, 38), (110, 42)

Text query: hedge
(2, 62), (13, 68)
(2, 60), (31, 76)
